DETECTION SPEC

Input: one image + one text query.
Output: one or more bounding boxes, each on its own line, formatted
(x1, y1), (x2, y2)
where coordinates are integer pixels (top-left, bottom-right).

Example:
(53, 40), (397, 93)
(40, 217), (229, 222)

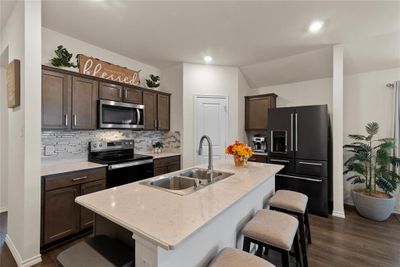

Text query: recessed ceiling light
(203, 56), (213, 63)
(308, 20), (324, 33)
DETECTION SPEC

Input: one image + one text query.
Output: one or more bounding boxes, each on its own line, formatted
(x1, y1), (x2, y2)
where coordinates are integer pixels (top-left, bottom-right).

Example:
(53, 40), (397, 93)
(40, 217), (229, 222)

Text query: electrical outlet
(44, 145), (55, 156)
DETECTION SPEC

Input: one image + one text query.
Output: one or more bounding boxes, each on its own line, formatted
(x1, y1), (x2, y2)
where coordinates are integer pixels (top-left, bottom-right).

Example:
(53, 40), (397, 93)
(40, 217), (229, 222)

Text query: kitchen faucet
(198, 135), (214, 183)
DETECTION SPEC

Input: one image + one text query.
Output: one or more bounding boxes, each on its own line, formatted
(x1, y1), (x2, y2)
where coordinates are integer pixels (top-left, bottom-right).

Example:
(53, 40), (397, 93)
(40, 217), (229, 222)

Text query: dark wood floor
(1, 207), (399, 267)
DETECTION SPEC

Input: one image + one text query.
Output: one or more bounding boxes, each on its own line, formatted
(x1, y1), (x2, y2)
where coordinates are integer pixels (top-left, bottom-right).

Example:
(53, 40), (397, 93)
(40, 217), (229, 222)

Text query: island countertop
(75, 160), (283, 250)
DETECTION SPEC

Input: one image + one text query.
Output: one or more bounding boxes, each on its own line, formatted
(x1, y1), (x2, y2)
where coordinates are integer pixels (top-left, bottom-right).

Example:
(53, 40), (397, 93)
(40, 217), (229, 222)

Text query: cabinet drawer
(295, 160), (327, 177)
(44, 167), (106, 191)
(154, 156), (181, 168)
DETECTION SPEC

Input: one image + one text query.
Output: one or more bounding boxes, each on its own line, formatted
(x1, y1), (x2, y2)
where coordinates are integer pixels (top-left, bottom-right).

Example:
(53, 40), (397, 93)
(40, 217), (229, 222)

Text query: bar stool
(208, 247), (275, 267)
(242, 210), (302, 267)
(269, 190), (311, 267)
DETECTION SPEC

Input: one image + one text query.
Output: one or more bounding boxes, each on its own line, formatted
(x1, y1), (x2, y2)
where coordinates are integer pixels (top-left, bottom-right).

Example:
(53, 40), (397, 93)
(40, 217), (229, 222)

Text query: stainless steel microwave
(99, 100), (144, 129)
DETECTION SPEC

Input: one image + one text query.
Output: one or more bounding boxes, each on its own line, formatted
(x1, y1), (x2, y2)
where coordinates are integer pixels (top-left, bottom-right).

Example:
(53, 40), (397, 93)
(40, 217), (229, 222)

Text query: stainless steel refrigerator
(268, 105), (331, 216)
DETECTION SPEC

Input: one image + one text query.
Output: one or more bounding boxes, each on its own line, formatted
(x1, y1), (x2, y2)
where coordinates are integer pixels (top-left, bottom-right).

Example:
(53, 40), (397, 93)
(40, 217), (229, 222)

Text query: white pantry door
(194, 96), (228, 165)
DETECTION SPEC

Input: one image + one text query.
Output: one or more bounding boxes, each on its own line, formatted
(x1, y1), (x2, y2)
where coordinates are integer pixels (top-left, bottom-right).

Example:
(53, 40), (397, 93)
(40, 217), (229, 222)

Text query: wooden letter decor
(7, 59), (21, 108)
(77, 54), (141, 86)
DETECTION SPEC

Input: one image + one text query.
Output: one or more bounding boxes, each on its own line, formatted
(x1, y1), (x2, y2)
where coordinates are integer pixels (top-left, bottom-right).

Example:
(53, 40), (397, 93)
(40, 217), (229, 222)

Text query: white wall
(0, 63), (8, 212)
(250, 67), (400, 213)
(182, 63), (240, 168)
(238, 70), (251, 143)
(0, 1), (42, 265)
(160, 64), (183, 133)
(42, 27), (160, 86)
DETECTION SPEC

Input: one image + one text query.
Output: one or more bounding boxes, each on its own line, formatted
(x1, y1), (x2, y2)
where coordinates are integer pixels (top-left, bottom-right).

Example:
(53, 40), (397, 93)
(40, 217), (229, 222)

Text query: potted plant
(152, 141), (164, 154)
(344, 122), (400, 221)
(50, 45), (78, 69)
(225, 141), (253, 167)
(146, 74), (160, 89)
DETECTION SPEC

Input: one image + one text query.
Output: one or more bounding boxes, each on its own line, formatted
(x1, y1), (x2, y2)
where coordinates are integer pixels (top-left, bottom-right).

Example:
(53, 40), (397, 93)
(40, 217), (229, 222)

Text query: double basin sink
(141, 168), (234, 196)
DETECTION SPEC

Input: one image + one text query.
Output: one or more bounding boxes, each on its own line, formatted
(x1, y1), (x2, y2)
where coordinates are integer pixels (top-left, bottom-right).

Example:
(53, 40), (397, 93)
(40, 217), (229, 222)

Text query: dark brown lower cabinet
(80, 180), (106, 229)
(41, 167), (106, 249)
(43, 185), (80, 245)
(248, 154), (268, 163)
(154, 156), (181, 176)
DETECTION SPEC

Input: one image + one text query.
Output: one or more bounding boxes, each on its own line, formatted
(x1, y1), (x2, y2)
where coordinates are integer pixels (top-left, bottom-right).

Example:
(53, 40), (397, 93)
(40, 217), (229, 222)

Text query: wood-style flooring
(1, 207), (399, 267)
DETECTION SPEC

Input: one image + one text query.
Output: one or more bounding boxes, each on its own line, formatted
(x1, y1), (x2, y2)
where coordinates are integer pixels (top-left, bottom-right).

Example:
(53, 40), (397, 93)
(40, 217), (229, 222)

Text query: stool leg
(293, 231), (302, 267)
(304, 208), (312, 244)
(281, 251), (290, 267)
(298, 214), (308, 267)
(243, 236), (251, 252)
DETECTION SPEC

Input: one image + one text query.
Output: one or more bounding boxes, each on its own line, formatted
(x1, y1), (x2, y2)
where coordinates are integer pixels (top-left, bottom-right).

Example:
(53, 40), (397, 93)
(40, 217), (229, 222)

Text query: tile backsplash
(41, 130), (181, 164)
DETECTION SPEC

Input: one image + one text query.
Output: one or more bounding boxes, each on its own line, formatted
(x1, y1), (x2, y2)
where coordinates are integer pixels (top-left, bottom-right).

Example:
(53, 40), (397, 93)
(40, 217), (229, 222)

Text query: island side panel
(134, 175), (275, 267)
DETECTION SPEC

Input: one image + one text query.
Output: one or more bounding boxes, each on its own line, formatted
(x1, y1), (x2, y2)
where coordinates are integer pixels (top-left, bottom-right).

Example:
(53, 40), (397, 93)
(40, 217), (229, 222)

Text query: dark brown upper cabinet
(42, 69), (98, 130)
(157, 93), (170, 131)
(143, 91), (170, 131)
(71, 77), (98, 130)
(245, 94), (277, 131)
(124, 87), (143, 104)
(143, 91), (157, 130)
(99, 82), (123, 102)
(42, 70), (71, 129)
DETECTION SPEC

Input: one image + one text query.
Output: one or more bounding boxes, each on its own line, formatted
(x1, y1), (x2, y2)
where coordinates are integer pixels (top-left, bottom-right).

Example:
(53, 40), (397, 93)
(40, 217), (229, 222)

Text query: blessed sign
(77, 54), (141, 86)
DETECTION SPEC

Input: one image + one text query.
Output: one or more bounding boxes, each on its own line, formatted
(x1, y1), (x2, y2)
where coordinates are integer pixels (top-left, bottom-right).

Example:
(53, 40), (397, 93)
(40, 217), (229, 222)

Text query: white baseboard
(0, 206), (7, 213)
(332, 210), (346, 219)
(5, 234), (42, 267)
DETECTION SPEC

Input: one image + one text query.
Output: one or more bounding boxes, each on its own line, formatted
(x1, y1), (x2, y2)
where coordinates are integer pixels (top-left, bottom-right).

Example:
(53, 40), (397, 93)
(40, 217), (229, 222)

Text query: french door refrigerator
(268, 105), (331, 216)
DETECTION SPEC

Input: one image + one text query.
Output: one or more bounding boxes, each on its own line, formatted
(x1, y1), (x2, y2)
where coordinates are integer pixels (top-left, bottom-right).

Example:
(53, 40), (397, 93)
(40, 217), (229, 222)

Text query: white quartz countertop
(41, 161), (107, 176)
(75, 160), (283, 250)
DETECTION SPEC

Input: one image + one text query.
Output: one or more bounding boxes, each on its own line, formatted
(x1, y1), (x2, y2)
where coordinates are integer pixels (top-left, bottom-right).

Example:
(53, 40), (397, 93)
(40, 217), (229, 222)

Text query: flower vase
(234, 155), (245, 167)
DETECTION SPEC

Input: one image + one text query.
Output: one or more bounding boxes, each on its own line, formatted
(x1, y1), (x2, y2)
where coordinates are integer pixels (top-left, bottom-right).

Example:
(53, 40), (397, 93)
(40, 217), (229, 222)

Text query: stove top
(88, 139), (153, 165)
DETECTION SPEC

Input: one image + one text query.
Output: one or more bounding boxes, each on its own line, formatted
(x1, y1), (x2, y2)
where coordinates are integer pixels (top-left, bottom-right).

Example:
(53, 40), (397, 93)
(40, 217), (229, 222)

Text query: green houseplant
(152, 141), (164, 154)
(344, 122), (400, 221)
(146, 74), (160, 89)
(50, 45), (77, 68)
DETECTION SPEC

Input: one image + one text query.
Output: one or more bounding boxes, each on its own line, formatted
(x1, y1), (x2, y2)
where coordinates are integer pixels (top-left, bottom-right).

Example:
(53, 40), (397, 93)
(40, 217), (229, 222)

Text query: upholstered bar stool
(208, 248), (275, 267)
(242, 210), (302, 267)
(269, 190), (311, 267)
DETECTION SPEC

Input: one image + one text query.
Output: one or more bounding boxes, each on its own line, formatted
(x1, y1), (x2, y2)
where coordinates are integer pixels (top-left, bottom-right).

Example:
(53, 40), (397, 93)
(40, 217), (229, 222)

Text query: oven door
(106, 159), (154, 188)
(99, 100), (144, 129)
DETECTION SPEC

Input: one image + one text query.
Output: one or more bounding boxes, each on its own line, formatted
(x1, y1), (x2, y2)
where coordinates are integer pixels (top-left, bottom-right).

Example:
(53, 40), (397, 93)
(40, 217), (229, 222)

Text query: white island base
(77, 160), (282, 267)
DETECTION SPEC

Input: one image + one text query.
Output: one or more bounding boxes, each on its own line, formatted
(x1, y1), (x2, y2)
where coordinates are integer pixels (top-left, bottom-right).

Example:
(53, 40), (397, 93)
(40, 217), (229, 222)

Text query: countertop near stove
(76, 160), (283, 250)
(41, 161), (107, 176)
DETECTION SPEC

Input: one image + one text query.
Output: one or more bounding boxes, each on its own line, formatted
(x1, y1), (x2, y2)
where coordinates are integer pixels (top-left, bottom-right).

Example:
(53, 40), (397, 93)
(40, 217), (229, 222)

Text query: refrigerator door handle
(276, 173), (322, 183)
(290, 113), (293, 151)
(298, 161), (323, 166)
(295, 113), (298, 152)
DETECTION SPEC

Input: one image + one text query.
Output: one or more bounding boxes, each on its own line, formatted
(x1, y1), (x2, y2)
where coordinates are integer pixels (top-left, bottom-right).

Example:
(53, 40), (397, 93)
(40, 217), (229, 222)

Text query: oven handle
(109, 159), (153, 170)
(136, 109), (141, 126)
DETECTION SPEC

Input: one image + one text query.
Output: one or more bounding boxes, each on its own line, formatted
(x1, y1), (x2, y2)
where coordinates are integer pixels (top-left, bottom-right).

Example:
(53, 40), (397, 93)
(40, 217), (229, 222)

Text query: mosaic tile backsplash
(41, 130), (181, 164)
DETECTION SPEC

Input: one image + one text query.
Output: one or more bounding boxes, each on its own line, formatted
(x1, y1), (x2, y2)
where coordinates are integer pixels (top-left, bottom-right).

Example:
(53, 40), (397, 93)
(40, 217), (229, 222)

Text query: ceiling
(39, 1), (400, 87)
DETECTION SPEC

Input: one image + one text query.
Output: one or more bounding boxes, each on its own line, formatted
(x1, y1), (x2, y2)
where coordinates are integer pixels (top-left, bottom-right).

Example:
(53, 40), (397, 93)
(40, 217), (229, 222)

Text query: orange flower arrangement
(226, 141), (253, 167)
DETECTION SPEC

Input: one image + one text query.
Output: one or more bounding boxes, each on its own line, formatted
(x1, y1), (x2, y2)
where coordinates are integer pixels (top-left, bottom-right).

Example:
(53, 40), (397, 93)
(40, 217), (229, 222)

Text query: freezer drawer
(268, 158), (295, 173)
(275, 173), (329, 216)
(295, 160), (328, 177)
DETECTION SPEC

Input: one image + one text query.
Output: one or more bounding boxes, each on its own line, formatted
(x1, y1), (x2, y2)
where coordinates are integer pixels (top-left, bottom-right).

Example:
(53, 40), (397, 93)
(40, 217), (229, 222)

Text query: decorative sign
(77, 54), (141, 86)
(7, 59), (20, 108)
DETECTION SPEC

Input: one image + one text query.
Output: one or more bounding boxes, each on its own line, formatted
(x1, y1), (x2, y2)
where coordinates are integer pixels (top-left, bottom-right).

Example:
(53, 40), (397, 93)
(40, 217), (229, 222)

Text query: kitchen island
(75, 160), (283, 267)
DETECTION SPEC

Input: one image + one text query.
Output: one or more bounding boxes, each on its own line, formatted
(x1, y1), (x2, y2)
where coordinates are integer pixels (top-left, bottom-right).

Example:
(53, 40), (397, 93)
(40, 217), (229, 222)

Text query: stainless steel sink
(141, 176), (197, 196)
(180, 168), (234, 185)
(141, 169), (235, 196)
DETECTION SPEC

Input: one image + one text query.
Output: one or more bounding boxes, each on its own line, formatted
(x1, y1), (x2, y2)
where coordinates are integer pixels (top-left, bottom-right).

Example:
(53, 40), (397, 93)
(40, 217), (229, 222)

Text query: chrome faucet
(198, 135), (214, 183)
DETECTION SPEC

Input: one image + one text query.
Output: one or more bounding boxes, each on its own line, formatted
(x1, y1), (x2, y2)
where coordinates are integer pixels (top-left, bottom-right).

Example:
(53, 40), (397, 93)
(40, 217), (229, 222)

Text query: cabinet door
(157, 94), (170, 131)
(124, 87), (143, 104)
(143, 91), (157, 130)
(245, 96), (270, 130)
(99, 82), (123, 101)
(43, 186), (79, 245)
(80, 180), (106, 230)
(71, 77), (98, 130)
(42, 70), (71, 129)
